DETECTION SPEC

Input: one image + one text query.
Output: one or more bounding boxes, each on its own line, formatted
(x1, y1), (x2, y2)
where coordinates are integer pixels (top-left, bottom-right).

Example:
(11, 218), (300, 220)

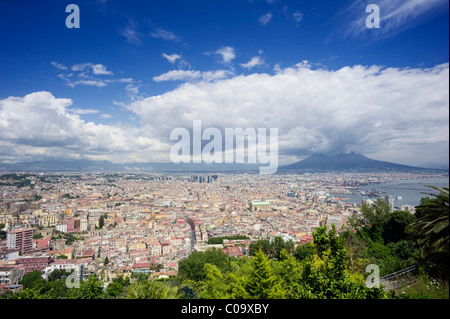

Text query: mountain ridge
(279, 152), (445, 172)
(0, 153), (447, 173)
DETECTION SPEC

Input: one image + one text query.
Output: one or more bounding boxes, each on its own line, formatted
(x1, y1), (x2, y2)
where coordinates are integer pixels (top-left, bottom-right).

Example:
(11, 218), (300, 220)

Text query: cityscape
(0, 0), (449, 312)
(0, 169), (448, 297)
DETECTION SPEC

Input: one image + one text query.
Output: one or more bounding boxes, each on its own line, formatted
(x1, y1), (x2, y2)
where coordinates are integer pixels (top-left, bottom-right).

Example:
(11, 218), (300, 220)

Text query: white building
(80, 218), (88, 232)
(56, 224), (67, 233)
(42, 258), (90, 280)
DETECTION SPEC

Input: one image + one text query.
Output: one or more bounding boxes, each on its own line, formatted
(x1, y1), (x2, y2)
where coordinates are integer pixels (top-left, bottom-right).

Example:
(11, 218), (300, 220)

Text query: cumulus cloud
(125, 62), (449, 167)
(215, 46), (236, 64)
(3, 63), (449, 168)
(0, 92), (170, 163)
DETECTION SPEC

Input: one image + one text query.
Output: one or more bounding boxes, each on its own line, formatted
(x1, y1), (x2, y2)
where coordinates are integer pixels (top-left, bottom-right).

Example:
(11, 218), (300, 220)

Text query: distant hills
(0, 159), (260, 173)
(0, 152), (447, 173)
(279, 152), (445, 172)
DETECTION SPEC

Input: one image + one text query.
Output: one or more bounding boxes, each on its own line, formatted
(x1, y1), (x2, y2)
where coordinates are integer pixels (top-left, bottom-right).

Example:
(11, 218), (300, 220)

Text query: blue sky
(0, 0), (449, 168)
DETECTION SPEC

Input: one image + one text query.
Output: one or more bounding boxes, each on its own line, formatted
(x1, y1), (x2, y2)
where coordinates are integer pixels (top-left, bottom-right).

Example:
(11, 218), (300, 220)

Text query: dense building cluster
(0, 170), (445, 293)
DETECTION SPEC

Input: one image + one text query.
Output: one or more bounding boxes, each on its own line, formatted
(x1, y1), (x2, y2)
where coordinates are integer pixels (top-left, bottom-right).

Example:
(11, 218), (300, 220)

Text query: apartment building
(0, 266), (24, 285)
(6, 227), (33, 254)
(17, 254), (53, 274)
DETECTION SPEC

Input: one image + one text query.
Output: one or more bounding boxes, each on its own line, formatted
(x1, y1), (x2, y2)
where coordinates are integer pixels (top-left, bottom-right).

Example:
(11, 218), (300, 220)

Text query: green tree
(406, 186), (449, 281)
(383, 210), (416, 243)
(33, 232), (44, 240)
(77, 276), (104, 299)
(241, 249), (286, 299)
(249, 237), (295, 260)
(293, 242), (312, 261)
(9, 287), (42, 299)
(44, 279), (74, 299)
(105, 281), (124, 298)
(406, 186), (449, 257)
(0, 223), (5, 240)
(359, 198), (391, 243)
(249, 239), (272, 257)
(301, 225), (386, 299)
(275, 249), (305, 298)
(178, 248), (231, 282)
(198, 263), (232, 299)
(386, 240), (418, 261)
(98, 215), (105, 229)
(126, 280), (181, 299)
(47, 269), (70, 282)
(21, 271), (47, 290)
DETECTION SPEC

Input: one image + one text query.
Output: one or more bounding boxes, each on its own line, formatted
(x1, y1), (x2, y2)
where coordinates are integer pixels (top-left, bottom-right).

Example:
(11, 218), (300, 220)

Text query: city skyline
(0, 0), (449, 169)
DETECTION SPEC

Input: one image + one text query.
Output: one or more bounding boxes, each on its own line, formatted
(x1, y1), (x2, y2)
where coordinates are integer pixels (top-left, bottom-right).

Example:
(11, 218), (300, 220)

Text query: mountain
(0, 153), (446, 173)
(0, 159), (260, 173)
(279, 152), (444, 172)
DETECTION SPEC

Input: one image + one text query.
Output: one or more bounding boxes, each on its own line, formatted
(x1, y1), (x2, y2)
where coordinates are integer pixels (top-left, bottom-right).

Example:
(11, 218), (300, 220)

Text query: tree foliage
(249, 236), (295, 260)
(77, 276), (104, 299)
(406, 186), (449, 257)
(178, 248), (231, 282)
(207, 235), (249, 244)
(242, 249), (286, 299)
(125, 280), (181, 299)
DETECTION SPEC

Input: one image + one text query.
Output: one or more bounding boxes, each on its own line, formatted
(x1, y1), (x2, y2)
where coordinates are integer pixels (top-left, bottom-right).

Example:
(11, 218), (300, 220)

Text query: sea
(340, 177), (450, 207)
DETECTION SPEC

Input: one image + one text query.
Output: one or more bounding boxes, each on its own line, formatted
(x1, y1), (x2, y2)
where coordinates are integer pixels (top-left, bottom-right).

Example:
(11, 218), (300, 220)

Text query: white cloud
(55, 62), (135, 91)
(342, 0), (448, 39)
(119, 20), (142, 45)
(70, 80), (108, 87)
(4, 63), (449, 168)
(126, 83), (141, 95)
(91, 64), (113, 75)
(241, 56), (264, 69)
(153, 69), (232, 82)
(50, 62), (68, 70)
(162, 53), (181, 64)
(215, 46), (236, 64)
(110, 78), (133, 83)
(71, 63), (113, 75)
(71, 63), (93, 72)
(70, 108), (100, 115)
(259, 12), (273, 26)
(293, 11), (303, 26)
(150, 28), (179, 42)
(125, 62), (449, 168)
(0, 92), (170, 163)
